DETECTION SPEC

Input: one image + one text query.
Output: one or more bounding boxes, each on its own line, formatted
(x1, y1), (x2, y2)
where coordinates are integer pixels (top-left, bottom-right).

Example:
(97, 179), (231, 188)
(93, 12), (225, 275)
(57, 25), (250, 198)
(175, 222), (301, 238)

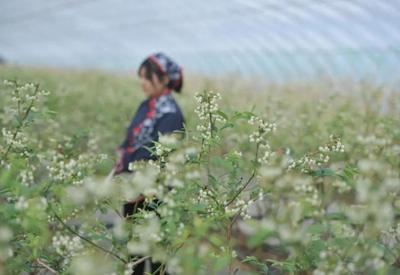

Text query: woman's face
(139, 67), (168, 97)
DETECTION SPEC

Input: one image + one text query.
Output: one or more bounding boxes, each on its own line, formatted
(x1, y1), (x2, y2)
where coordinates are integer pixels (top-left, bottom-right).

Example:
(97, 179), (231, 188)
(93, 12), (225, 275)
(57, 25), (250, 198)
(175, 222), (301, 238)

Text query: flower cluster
(127, 217), (163, 255)
(194, 91), (222, 120)
(248, 116), (276, 144)
(288, 135), (344, 172)
(47, 153), (82, 183)
(0, 226), (13, 263)
(194, 91), (225, 142)
(331, 179), (351, 193)
(198, 188), (213, 203)
(121, 164), (160, 201)
(258, 143), (274, 164)
(166, 257), (183, 274)
(177, 223), (185, 236)
(4, 81), (50, 96)
(318, 135), (345, 153)
(47, 148), (106, 185)
(148, 133), (181, 165)
(15, 196), (28, 210)
(1, 128), (28, 152)
(314, 242), (387, 275)
(293, 178), (320, 206)
(356, 134), (391, 147)
(225, 199), (253, 220)
(52, 233), (83, 263)
(154, 142), (173, 163)
(314, 251), (356, 275)
(3, 81), (50, 119)
(184, 170), (200, 180)
(184, 147), (198, 161)
(19, 168), (35, 186)
(380, 223), (400, 249)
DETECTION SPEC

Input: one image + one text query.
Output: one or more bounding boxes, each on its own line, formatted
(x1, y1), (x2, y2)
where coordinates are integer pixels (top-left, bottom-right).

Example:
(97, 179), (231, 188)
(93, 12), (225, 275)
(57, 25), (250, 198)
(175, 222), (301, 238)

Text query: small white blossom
(15, 196), (28, 210)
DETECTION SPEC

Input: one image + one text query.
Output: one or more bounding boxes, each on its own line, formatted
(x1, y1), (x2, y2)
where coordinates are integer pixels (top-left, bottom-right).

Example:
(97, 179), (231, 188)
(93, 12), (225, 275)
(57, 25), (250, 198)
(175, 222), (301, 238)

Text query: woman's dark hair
(137, 58), (183, 93)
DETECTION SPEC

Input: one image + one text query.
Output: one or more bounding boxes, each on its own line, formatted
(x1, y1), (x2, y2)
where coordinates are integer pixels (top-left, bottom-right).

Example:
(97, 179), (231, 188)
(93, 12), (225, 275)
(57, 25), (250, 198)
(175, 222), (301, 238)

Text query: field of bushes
(0, 65), (399, 274)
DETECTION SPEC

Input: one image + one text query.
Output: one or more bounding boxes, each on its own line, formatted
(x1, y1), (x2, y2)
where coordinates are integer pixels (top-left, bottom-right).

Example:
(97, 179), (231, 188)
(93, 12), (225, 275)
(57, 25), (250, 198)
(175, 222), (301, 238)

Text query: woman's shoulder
(155, 109), (184, 133)
(155, 95), (184, 124)
(168, 96), (184, 120)
(140, 98), (151, 108)
(155, 94), (181, 115)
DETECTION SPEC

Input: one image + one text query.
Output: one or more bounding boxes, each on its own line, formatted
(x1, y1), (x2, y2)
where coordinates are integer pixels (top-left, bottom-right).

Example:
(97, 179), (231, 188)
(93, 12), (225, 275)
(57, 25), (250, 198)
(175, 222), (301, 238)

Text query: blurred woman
(113, 52), (185, 274)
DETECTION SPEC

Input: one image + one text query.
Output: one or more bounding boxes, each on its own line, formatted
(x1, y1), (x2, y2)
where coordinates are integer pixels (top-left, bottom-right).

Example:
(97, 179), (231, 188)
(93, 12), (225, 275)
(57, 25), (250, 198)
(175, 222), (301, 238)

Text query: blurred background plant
(0, 72), (399, 274)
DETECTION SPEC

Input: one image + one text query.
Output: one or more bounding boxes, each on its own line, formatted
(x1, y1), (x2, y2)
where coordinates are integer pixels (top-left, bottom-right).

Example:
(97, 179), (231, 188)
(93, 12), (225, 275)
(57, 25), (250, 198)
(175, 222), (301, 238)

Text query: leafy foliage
(0, 68), (399, 274)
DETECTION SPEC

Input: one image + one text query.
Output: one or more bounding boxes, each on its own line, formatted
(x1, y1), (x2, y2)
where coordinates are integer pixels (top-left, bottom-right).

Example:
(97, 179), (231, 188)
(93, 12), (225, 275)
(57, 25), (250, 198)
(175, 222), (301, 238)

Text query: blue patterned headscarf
(147, 52), (183, 92)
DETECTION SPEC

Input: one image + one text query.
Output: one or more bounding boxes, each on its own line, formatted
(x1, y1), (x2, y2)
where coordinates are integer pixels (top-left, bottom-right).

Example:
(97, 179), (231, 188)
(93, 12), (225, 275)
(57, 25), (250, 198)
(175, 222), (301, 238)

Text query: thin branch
(192, 181), (220, 207)
(160, 263), (167, 275)
(224, 171), (256, 207)
(51, 209), (127, 264)
(104, 199), (123, 219)
(225, 143), (260, 207)
(35, 258), (58, 274)
(131, 255), (151, 267)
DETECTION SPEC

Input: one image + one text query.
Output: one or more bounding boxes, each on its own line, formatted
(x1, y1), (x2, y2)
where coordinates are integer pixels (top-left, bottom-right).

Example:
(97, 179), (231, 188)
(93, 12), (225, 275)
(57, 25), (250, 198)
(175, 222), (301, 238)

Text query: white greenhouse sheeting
(0, 0), (399, 83)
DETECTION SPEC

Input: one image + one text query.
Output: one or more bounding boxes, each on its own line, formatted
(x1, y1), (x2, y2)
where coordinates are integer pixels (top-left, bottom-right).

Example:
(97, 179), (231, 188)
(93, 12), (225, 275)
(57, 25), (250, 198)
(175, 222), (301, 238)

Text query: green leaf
(309, 168), (336, 177)
(215, 110), (229, 121)
(208, 174), (219, 190)
(337, 164), (358, 187)
(242, 256), (269, 273)
(267, 259), (297, 273)
(220, 122), (234, 131)
(325, 212), (347, 221)
(306, 223), (327, 235)
(248, 229), (274, 248)
(333, 237), (357, 250)
(214, 255), (231, 271)
(232, 111), (256, 120)
(305, 240), (326, 262)
(210, 156), (232, 171)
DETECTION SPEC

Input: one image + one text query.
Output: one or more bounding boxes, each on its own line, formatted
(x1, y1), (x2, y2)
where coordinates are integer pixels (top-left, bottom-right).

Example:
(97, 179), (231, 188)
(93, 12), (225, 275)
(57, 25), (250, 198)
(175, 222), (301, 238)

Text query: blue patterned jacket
(117, 91), (184, 173)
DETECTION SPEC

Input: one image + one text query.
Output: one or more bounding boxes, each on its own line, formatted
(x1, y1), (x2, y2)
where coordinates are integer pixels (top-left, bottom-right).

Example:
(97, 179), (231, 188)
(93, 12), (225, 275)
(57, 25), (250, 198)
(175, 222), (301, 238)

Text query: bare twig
(225, 170), (256, 207)
(51, 209), (127, 264)
(224, 143), (260, 207)
(131, 255), (151, 267)
(227, 211), (241, 275)
(35, 258), (58, 274)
